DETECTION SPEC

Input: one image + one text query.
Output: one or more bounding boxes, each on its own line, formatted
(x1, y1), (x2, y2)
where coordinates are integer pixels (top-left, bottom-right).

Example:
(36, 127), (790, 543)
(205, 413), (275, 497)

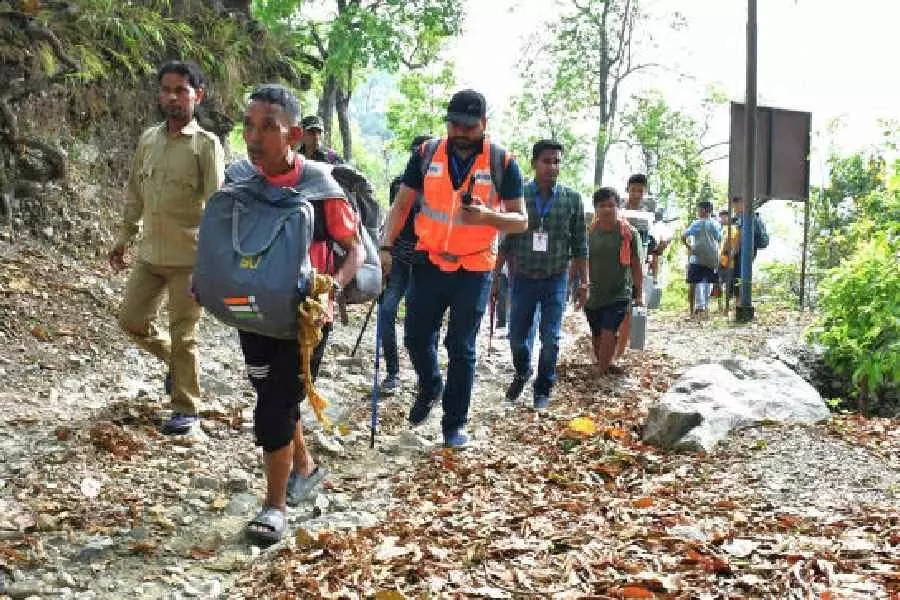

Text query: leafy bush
(813, 233), (899, 411)
(756, 260), (801, 307)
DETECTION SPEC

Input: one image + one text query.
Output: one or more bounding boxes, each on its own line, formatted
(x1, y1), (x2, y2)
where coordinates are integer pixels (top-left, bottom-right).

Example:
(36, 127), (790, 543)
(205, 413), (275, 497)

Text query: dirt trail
(1, 240), (897, 599)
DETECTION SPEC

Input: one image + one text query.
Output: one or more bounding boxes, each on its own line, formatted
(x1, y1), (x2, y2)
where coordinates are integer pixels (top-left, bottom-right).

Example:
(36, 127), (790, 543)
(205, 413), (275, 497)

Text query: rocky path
(1, 239), (898, 599)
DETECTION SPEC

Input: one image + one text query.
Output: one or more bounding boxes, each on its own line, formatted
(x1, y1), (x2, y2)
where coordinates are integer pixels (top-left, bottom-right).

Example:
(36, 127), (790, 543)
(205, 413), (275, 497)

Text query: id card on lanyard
(532, 182), (557, 252)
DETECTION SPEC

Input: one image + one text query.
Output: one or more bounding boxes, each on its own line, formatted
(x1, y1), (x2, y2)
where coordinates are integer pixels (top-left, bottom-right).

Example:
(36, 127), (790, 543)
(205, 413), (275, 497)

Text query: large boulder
(643, 358), (831, 452)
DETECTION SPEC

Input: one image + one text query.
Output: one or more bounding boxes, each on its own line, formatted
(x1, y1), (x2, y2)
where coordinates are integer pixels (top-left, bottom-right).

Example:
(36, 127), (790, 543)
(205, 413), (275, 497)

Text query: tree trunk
(317, 75), (338, 148)
(594, 126), (607, 187)
(336, 85), (352, 162)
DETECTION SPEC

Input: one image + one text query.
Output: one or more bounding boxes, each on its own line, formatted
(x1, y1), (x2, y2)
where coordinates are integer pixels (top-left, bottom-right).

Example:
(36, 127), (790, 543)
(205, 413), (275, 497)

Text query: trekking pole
(350, 298), (377, 358)
(370, 297), (382, 449)
(488, 296), (496, 354)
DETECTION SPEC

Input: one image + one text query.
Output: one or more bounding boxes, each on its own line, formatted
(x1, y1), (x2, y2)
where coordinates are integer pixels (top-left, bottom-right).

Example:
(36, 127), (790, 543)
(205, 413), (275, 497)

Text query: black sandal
(245, 505), (286, 545)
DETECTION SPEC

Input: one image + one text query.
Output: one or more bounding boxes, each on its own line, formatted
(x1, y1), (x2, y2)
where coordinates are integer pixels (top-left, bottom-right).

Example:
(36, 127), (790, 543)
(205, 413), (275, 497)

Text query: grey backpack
(692, 219), (720, 269)
(194, 160), (343, 340)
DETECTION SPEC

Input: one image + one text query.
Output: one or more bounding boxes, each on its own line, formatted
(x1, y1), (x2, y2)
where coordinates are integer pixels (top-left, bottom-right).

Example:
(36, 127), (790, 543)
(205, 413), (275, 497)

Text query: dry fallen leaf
(632, 496), (654, 508)
(568, 416), (597, 435)
(618, 585), (655, 598)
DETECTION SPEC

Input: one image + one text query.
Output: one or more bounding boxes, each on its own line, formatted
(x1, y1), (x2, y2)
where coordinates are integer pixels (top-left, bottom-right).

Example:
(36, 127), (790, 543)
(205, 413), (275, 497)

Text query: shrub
(813, 232), (899, 412)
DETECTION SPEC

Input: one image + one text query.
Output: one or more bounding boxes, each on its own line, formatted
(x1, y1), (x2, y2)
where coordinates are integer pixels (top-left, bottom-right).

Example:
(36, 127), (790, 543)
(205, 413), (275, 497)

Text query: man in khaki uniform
(108, 61), (224, 434)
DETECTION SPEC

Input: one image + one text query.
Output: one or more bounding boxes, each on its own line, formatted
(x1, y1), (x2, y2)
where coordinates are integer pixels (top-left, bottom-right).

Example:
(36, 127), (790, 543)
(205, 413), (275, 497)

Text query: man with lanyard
(494, 139), (587, 412)
(297, 115), (344, 164)
(378, 89), (527, 448)
(378, 134), (432, 394)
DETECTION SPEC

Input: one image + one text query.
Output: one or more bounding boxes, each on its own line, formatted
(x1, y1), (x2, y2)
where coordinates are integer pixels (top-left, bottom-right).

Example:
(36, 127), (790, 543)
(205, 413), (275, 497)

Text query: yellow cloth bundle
(297, 272), (333, 428)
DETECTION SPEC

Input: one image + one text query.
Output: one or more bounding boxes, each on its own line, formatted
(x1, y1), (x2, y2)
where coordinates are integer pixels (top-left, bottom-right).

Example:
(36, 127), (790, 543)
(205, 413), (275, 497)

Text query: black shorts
(686, 263), (717, 284)
(585, 301), (629, 335)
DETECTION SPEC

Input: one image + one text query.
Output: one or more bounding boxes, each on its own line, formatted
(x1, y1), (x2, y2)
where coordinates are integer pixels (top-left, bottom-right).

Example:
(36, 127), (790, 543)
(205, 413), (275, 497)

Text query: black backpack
(419, 138), (509, 192)
(753, 212), (769, 250)
(315, 164), (382, 304)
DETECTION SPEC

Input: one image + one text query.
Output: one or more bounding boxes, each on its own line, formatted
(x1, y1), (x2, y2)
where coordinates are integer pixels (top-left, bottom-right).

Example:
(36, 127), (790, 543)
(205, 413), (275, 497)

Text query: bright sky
(450, 0), (900, 188)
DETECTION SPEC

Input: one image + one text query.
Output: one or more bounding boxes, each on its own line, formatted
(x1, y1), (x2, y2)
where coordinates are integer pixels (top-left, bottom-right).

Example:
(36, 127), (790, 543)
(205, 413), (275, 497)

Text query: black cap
(445, 89), (486, 126)
(301, 115), (325, 131)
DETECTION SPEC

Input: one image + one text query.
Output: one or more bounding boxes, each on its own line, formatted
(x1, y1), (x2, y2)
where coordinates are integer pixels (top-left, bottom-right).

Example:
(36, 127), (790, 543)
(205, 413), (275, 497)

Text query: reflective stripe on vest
(415, 138), (502, 272)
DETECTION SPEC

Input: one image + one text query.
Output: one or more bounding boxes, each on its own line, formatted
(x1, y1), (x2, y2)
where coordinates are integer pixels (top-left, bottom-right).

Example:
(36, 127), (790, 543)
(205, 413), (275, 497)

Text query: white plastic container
(629, 305), (647, 350)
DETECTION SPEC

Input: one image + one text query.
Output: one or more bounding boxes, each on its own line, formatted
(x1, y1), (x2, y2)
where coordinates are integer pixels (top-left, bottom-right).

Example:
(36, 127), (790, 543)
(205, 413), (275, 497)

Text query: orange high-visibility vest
(415, 138), (507, 272)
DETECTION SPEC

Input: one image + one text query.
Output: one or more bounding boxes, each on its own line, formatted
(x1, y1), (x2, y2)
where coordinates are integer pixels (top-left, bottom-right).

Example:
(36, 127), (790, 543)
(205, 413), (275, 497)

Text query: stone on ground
(642, 357), (830, 452)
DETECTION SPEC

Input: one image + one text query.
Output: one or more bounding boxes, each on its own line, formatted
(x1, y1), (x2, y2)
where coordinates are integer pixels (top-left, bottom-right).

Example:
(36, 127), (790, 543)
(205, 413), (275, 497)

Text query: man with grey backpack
(193, 84), (363, 545)
(682, 200), (722, 319)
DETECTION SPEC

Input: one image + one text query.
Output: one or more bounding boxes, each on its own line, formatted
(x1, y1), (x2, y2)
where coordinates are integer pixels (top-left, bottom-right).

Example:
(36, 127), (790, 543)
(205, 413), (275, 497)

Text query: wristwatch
(379, 245), (393, 252)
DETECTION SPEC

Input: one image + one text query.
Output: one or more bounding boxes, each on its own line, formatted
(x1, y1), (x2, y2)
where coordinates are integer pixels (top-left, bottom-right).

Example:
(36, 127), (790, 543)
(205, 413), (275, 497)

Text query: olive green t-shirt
(586, 223), (641, 309)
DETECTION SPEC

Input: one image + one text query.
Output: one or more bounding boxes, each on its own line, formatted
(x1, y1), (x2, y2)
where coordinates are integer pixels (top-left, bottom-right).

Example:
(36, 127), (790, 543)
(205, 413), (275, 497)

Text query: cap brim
(445, 112), (481, 127)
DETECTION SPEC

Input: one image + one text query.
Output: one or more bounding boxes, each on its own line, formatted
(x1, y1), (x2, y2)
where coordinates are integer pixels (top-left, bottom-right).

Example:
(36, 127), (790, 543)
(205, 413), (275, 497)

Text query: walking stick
(370, 297), (382, 449)
(350, 298), (377, 358)
(488, 296), (496, 354)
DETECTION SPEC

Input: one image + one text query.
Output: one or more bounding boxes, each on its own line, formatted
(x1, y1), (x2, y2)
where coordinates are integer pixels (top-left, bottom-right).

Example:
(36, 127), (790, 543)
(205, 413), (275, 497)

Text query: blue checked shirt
(500, 181), (587, 278)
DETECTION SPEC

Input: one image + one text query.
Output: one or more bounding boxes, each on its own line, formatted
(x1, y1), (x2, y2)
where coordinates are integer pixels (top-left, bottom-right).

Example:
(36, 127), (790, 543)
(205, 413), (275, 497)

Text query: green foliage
(621, 90), (725, 218)
(503, 59), (591, 196)
(810, 152), (900, 410)
(809, 125), (899, 272)
(756, 261), (801, 307)
(37, 0), (314, 113)
(526, 0), (646, 184)
(814, 232), (899, 403)
(385, 63), (455, 154)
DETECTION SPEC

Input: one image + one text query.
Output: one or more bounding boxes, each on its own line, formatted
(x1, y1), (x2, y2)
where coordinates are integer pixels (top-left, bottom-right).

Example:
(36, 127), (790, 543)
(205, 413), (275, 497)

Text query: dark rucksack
(753, 212), (769, 250)
(419, 138), (509, 193)
(318, 164), (382, 304)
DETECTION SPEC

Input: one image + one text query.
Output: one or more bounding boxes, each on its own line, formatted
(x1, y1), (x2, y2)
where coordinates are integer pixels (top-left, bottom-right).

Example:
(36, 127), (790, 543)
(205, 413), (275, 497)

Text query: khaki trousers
(117, 261), (201, 415)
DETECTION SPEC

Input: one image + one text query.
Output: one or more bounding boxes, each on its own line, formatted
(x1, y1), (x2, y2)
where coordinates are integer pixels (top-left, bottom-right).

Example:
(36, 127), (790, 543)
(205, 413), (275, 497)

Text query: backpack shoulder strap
(488, 142), (509, 195)
(419, 138), (441, 180)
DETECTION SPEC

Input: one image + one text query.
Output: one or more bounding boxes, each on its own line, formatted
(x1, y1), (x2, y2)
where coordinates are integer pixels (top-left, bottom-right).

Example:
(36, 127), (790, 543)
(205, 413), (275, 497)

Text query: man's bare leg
(263, 444), (292, 512)
(596, 330), (618, 374)
(615, 311), (631, 358)
(688, 282), (696, 317)
(292, 422), (316, 478)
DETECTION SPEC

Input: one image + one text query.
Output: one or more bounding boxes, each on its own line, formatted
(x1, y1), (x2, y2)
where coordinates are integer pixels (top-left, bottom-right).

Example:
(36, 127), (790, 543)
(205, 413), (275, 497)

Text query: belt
(516, 269), (567, 280)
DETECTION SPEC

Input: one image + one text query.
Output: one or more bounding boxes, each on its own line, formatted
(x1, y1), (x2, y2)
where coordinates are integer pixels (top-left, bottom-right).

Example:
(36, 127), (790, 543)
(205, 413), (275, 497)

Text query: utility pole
(736, 0), (757, 323)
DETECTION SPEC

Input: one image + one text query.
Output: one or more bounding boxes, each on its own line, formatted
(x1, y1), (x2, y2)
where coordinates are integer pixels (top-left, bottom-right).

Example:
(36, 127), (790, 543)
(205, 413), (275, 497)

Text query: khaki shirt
(116, 119), (224, 266)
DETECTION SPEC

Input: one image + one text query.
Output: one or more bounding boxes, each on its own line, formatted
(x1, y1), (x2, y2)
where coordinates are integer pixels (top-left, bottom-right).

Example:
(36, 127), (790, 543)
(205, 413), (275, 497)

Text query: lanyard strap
(532, 182), (557, 228)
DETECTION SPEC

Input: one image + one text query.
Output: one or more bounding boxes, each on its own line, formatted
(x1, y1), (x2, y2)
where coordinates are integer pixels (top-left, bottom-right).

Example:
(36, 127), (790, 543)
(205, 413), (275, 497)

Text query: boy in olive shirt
(584, 188), (643, 375)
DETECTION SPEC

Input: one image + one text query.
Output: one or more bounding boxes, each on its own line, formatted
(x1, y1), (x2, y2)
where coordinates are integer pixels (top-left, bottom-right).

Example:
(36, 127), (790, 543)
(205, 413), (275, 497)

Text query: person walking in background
(585, 188), (643, 376)
(716, 208), (740, 310)
(681, 200), (721, 319)
(495, 139), (587, 412)
(298, 115), (344, 164)
(378, 89), (527, 448)
(616, 173), (652, 360)
(109, 60), (224, 435)
(378, 134), (432, 395)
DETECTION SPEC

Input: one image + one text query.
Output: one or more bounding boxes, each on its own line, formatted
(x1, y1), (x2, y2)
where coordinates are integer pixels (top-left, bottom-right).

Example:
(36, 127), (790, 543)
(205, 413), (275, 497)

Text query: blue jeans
(508, 272), (568, 397)
(404, 261), (492, 434)
(377, 260), (412, 377)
